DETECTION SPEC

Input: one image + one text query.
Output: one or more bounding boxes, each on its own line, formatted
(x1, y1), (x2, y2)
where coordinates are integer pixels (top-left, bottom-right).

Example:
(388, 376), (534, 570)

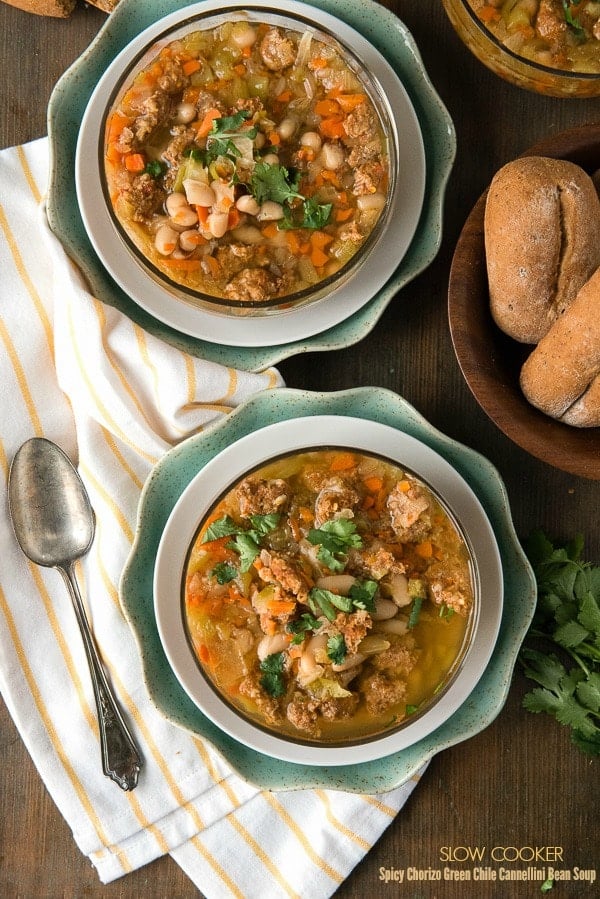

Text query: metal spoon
(8, 437), (142, 791)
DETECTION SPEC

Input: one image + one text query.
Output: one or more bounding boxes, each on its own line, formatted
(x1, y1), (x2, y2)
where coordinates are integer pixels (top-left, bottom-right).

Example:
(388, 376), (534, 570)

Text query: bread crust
(520, 265), (600, 423)
(485, 156), (600, 344)
(1, 0), (76, 15)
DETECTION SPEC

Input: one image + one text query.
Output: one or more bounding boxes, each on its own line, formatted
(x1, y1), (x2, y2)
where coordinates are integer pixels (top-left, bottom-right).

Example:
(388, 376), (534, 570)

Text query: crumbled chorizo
(387, 480), (432, 541)
(223, 267), (283, 302)
(122, 173), (166, 223)
(236, 477), (291, 517)
(259, 28), (296, 70)
(361, 672), (407, 715)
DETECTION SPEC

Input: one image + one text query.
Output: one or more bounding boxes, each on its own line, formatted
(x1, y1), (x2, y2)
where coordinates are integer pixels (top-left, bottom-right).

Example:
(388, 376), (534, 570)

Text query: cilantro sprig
(562, 0), (585, 36)
(259, 652), (286, 698)
(519, 530), (600, 757)
(307, 519), (363, 572)
(250, 161), (333, 230)
(201, 513), (280, 572)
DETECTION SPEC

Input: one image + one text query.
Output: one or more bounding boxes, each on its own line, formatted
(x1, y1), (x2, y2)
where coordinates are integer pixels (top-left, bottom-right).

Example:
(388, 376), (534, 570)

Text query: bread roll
(1, 0), (75, 15)
(85, 0), (120, 11)
(485, 156), (600, 344)
(520, 265), (600, 426)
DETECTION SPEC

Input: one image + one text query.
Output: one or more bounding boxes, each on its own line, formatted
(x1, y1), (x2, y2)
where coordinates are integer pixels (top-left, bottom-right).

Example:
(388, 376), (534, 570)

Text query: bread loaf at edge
(485, 156), (600, 344)
(560, 374), (600, 428)
(1, 0), (75, 16)
(520, 265), (600, 424)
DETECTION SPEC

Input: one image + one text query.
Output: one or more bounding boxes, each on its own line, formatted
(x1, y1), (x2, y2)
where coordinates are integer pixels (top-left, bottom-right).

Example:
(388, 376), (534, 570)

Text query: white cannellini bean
(298, 632), (328, 684)
(371, 597), (401, 621)
(165, 192), (188, 216)
(257, 632), (289, 662)
(206, 211), (229, 238)
(332, 652), (366, 672)
(230, 22), (257, 48)
(357, 192), (386, 212)
(315, 574), (356, 594)
(300, 131), (322, 152)
(257, 200), (284, 222)
(236, 194), (261, 216)
(321, 142), (345, 171)
(262, 152), (280, 166)
(230, 224), (264, 245)
(385, 572), (411, 607)
(375, 618), (409, 636)
(176, 101), (197, 124)
(179, 229), (202, 252)
(169, 205), (198, 228)
(277, 116), (297, 141)
(183, 179), (215, 207)
(154, 224), (178, 256)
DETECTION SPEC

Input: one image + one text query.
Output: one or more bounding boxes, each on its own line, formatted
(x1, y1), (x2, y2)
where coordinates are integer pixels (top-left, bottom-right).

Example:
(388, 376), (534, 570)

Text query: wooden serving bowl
(448, 123), (600, 481)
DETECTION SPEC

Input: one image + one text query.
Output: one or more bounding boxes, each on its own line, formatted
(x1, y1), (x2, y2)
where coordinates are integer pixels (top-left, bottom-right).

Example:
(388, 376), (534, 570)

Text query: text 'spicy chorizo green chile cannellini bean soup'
(104, 17), (392, 309)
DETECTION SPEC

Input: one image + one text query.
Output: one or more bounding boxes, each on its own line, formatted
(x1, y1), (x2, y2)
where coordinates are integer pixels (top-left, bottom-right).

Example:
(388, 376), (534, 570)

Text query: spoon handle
(60, 564), (142, 790)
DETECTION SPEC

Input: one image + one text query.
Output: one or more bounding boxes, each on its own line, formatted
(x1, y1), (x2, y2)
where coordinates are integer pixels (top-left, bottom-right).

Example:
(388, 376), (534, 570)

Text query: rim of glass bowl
(153, 416), (504, 766)
(99, 7), (399, 312)
(180, 447), (479, 749)
(454, 0), (600, 82)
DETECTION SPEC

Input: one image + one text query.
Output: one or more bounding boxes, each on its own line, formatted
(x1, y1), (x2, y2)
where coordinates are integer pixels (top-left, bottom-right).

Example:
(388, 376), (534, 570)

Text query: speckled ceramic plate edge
(46, 0), (456, 372)
(119, 387), (536, 793)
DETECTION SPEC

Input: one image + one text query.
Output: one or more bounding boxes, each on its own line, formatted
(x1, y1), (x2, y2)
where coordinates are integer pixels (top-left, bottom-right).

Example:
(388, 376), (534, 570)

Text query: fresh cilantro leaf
(307, 519), (363, 572)
(230, 532), (261, 573)
(144, 160), (166, 178)
(408, 595), (423, 629)
(250, 162), (303, 206)
(327, 633), (347, 665)
(248, 514), (280, 539)
(562, 0), (585, 35)
(280, 196), (333, 231)
(406, 704), (419, 716)
(439, 603), (455, 620)
(259, 652), (286, 697)
(210, 110), (253, 135)
(211, 562), (237, 584)
(286, 612), (322, 644)
(202, 515), (242, 542)
(348, 579), (377, 613)
(308, 588), (337, 622)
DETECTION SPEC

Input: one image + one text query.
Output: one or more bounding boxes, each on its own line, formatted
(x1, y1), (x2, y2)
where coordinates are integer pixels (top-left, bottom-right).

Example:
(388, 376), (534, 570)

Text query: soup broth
(104, 19), (390, 305)
(184, 449), (475, 744)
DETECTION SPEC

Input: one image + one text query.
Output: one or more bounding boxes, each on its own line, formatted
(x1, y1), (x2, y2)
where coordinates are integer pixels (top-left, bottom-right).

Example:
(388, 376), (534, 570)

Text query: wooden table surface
(1, 2), (598, 897)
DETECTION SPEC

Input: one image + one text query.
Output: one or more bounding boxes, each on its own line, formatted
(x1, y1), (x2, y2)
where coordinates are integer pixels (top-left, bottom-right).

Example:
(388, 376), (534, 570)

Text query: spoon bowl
(8, 437), (143, 791)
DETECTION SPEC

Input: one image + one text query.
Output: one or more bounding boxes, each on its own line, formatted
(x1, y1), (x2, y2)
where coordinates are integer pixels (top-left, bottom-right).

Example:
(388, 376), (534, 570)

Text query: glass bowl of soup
(442, 0), (600, 97)
(154, 416), (503, 766)
(77, 1), (425, 337)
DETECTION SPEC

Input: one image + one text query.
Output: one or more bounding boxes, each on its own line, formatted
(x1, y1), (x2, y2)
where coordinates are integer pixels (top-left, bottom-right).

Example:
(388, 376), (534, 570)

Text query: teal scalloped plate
(120, 387), (536, 793)
(46, 0), (455, 372)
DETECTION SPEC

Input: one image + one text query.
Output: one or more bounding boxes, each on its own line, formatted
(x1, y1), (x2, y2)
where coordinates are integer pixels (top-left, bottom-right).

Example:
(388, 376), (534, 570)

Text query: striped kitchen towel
(0, 137), (424, 897)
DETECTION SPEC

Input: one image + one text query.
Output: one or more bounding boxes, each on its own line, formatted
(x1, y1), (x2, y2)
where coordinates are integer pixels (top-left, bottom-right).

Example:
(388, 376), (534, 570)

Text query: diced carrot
(106, 111), (131, 143)
(204, 255), (222, 278)
(265, 598), (297, 615)
(330, 452), (356, 471)
(124, 152), (146, 173)
(267, 131), (281, 146)
(398, 479), (411, 493)
(364, 476), (383, 493)
(315, 98), (341, 116)
(310, 230), (334, 250)
(233, 63), (246, 76)
(242, 45), (252, 58)
(182, 86), (201, 105)
(335, 93), (366, 112)
(335, 207), (354, 222)
(285, 229), (302, 255)
(227, 206), (241, 230)
(105, 143), (123, 164)
(161, 258), (202, 271)
(288, 644), (303, 659)
(276, 89), (293, 103)
(298, 506), (314, 524)
(182, 58), (202, 76)
(198, 644), (211, 665)
(320, 170), (341, 187)
(311, 247), (329, 267)
(478, 5), (501, 24)
(196, 205), (210, 226)
(261, 222), (279, 239)
(319, 117), (346, 139)
(195, 107), (222, 138)
(362, 495), (375, 510)
(309, 56), (328, 70)
(415, 541), (434, 559)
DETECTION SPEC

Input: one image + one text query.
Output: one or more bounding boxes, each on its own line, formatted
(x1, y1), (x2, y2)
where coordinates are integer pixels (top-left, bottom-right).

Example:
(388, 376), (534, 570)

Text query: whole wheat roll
(560, 375), (600, 428)
(520, 265), (600, 425)
(485, 156), (600, 344)
(1, 0), (75, 15)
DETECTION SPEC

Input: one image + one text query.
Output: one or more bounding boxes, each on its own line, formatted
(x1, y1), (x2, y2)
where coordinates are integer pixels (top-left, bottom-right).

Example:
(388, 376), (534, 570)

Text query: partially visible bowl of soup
(154, 416), (503, 765)
(442, 0), (600, 97)
(77, 0), (425, 338)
